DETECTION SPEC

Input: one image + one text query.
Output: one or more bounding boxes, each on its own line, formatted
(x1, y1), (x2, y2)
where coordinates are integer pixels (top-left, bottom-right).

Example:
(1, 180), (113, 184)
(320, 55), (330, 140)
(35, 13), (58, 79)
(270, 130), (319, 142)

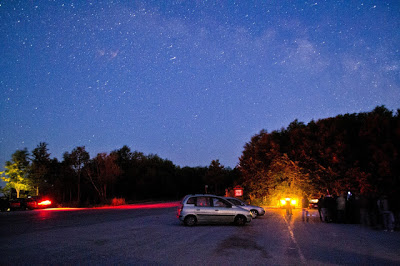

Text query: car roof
(225, 197), (244, 201)
(183, 194), (228, 202)
(185, 194), (219, 197)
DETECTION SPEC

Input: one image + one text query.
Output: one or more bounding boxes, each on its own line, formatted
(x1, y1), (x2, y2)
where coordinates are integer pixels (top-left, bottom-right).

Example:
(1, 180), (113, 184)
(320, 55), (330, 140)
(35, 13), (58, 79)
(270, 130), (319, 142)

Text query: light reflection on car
(224, 197), (265, 218)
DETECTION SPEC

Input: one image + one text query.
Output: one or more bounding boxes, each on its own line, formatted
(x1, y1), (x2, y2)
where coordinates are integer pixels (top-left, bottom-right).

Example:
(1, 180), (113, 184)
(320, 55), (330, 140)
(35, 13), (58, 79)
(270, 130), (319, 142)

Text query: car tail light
(38, 200), (52, 206)
(177, 204), (183, 217)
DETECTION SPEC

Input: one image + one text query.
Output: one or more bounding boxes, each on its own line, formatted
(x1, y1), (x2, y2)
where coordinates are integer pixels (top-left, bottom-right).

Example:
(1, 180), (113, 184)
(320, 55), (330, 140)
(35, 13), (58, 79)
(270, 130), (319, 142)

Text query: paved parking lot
(1, 204), (400, 265)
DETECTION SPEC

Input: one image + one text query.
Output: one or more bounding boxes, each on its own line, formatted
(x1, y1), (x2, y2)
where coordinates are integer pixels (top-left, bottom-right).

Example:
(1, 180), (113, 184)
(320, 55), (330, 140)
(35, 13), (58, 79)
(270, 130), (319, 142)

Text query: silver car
(224, 197), (265, 218)
(177, 194), (252, 226)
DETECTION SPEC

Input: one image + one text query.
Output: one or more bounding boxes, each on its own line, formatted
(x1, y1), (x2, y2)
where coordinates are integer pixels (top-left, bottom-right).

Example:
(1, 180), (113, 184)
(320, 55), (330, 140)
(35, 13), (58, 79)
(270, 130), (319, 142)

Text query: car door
(211, 197), (236, 223)
(194, 196), (214, 223)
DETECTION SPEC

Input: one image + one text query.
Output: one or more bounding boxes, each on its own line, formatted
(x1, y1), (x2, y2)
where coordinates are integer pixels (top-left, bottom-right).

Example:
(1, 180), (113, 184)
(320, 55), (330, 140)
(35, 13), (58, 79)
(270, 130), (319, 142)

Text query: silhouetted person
(324, 195), (335, 223)
(378, 195), (394, 231)
(302, 196), (309, 222)
(318, 195), (324, 222)
(337, 193), (346, 223)
(285, 199), (292, 216)
(359, 195), (369, 226)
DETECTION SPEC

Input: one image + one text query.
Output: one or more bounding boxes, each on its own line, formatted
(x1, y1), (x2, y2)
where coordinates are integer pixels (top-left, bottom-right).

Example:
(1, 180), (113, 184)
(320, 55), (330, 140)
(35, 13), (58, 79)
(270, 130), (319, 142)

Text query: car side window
(196, 197), (211, 207)
(237, 200), (246, 206)
(186, 197), (196, 205)
(230, 199), (242, 206)
(212, 198), (229, 208)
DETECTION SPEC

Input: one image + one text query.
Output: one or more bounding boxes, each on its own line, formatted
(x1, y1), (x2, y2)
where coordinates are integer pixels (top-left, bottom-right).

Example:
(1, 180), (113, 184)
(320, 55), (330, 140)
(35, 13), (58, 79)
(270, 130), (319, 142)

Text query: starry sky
(1, 1), (399, 171)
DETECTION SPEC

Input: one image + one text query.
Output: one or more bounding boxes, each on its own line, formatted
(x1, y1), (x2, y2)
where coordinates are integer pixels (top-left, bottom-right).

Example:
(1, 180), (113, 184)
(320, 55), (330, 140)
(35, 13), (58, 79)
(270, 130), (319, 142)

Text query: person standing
(318, 195), (324, 222)
(378, 195), (395, 232)
(336, 193), (346, 223)
(285, 198), (293, 216)
(302, 196), (309, 222)
(359, 195), (369, 226)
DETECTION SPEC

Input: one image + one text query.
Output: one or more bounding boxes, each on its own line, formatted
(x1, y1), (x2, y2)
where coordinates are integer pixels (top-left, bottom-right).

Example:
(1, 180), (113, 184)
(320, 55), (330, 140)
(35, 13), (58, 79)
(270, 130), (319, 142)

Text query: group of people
(315, 192), (399, 231)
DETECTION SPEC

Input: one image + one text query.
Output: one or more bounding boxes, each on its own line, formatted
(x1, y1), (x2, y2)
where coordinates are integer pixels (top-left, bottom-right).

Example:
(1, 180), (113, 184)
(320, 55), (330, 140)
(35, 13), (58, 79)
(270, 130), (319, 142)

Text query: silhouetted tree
(63, 146), (90, 204)
(203, 160), (226, 195)
(87, 153), (121, 203)
(239, 105), (400, 201)
(29, 142), (52, 196)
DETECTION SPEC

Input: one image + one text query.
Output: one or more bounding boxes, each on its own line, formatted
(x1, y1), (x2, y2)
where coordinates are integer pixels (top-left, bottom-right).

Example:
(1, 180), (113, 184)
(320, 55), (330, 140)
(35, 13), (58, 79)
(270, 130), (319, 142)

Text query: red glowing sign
(234, 186), (243, 197)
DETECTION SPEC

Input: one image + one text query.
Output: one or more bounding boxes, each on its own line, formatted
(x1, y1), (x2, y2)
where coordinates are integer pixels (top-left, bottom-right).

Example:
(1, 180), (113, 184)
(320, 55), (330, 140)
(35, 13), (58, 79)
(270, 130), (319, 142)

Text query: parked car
(25, 196), (53, 209)
(9, 198), (28, 210)
(7, 196), (53, 211)
(177, 194), (252, 226)
(309, 198), (319, 209)
(0, 197), (10, 212)
(224, 197), (265, 218)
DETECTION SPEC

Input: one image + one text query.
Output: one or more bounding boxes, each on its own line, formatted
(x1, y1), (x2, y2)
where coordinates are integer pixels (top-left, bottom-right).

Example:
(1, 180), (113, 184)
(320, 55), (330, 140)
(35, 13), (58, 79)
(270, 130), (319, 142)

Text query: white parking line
(283, 214), (307, 264)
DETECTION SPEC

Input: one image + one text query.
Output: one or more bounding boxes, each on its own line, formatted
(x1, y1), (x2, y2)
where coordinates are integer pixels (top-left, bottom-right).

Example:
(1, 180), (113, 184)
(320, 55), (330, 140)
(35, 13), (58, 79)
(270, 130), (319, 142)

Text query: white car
(225, 197), (265, 218)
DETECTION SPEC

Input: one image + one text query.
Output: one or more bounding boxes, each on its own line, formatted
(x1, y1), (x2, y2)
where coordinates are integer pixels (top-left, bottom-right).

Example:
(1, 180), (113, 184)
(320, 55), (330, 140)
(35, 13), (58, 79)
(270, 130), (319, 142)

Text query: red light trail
(36, 202), (180, 212)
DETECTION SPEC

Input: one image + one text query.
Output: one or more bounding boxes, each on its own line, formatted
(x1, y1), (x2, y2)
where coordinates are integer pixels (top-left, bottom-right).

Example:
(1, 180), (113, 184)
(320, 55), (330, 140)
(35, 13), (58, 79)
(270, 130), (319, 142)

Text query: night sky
(1, 1), (399, 171)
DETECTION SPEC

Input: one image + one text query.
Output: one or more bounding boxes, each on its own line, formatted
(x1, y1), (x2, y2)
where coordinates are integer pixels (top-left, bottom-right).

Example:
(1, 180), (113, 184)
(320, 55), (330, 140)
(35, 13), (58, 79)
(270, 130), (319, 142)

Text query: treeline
(0, 144), (239, 206)
(2, 106), (399, 207)
(238, 106), (400, 204)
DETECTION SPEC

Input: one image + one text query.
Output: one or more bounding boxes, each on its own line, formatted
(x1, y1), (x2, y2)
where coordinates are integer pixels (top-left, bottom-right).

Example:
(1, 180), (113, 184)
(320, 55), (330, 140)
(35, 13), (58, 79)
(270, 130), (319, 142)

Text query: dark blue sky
(1, 0), (399, 170)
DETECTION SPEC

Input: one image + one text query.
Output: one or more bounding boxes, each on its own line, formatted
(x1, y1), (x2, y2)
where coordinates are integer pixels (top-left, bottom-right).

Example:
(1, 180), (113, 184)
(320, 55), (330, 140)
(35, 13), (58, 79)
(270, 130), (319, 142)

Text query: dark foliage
(3, 106), (398, 206)
(2, 144), (238, 206)
(238, 106), (400, 200)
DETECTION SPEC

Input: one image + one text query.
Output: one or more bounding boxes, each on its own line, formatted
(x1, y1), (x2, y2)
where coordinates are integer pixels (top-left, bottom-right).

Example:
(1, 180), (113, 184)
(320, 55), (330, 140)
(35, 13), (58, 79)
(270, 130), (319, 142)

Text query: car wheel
(234, 215), (247, 226)
(250, 210), (259, 217)
(184, 215), (197, 226)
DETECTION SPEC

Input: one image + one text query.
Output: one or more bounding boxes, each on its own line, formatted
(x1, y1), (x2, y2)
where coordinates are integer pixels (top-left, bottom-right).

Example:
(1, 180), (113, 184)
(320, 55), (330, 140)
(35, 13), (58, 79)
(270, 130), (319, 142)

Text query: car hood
(234, 205), (252, 214)
(244, 204), (263, 209)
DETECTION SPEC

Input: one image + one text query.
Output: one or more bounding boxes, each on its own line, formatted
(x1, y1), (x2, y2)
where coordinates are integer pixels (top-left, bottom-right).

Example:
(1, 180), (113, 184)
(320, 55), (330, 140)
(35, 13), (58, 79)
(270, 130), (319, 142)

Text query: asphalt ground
(1, 203), (400, 265)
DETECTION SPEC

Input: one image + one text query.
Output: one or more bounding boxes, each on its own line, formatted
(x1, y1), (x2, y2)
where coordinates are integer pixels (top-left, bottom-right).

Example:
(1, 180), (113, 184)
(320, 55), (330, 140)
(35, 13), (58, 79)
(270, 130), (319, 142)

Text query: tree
(29, 142), (52, 196)
(239, 105), (400, 203)
(59, 156), (76, 203)
(266, 154), (313, 198)
(176, 166), (207, 196)
(63, 146), (90, 204)
(0, 149), (31, 198)
(203, 160), (226, 195)
(239, 131), (281, 199)
(86, 153), (121, 202)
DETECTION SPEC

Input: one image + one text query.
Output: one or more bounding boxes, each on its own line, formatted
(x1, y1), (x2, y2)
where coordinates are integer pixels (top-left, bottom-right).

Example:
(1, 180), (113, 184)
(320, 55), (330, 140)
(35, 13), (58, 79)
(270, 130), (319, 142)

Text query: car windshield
(227, 198), (244, 206)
